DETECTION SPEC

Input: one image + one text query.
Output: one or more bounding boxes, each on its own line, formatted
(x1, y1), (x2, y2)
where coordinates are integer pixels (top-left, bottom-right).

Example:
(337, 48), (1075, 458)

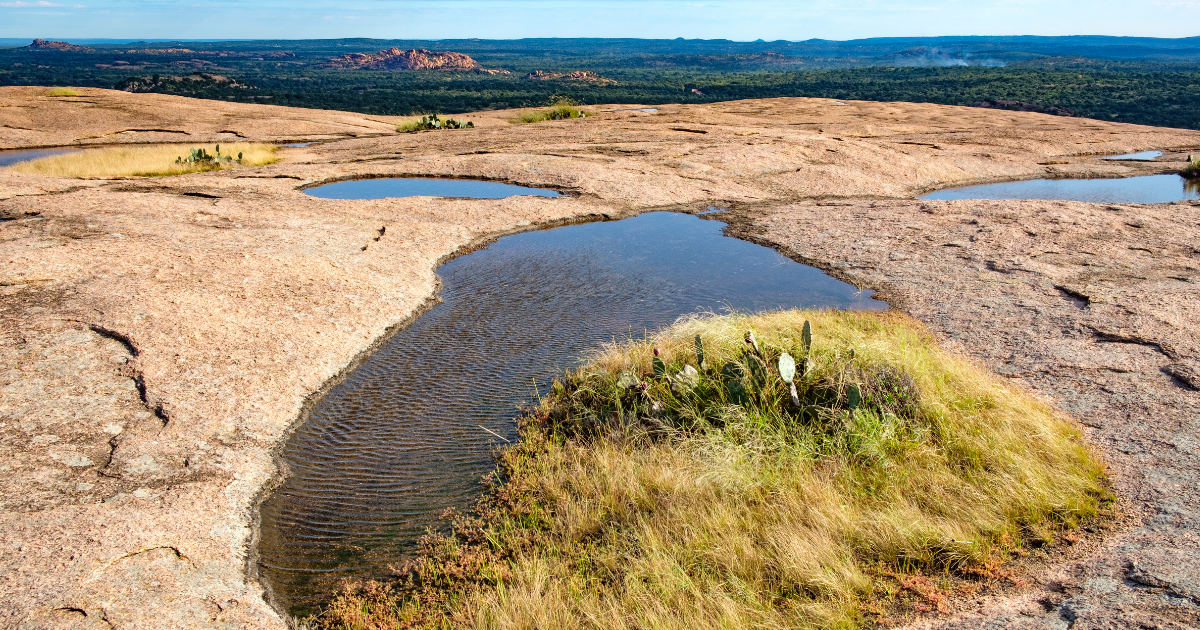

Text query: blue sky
(2, 1), (1198, 41)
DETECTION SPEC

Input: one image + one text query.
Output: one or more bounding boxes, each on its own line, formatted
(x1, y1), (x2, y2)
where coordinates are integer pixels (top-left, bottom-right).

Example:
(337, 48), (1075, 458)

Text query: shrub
(397, 114), (474, 133)
(1184, 154), (1200, 179)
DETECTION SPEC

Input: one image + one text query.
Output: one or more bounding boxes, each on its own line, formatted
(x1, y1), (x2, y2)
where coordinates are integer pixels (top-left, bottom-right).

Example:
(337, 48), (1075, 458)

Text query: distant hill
(22, 39), (90, 52)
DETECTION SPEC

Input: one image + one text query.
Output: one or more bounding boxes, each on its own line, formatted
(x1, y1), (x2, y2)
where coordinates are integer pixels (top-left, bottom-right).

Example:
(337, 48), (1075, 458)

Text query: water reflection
(303, 177), (562, 199)
(921, 174), (1199, 204)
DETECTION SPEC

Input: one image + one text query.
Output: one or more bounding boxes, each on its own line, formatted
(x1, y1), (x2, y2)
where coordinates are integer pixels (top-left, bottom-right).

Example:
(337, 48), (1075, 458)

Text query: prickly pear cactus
(694, 335), (705, 368)
(747, 354), (768, 388)
(727, 378), (749, 405)
(617, 371), (640, 389)
(721, 362), (749, 405)
(778, 353), (796, 383)
(847, 383), (862, 411)
(670, 365), (700, 393)
(652, 348), (666, 378)
(744, 330), (763, 357)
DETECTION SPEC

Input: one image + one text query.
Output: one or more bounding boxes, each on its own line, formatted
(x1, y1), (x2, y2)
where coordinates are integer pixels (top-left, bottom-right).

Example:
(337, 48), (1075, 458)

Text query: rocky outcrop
(22, 39), (90, 52)
(326, 48), (499, 72)
(522, 70), (616, 84)
(117, 73), (255, 93)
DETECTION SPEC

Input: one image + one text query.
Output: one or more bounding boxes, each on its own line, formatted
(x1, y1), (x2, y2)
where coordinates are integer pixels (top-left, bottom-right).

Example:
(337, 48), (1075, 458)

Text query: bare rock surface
(0, 87), (405, 149)
(1, 88), (1199, 628)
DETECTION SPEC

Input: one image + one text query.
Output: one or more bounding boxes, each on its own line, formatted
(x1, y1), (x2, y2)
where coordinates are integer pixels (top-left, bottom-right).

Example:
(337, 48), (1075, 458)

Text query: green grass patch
(46, 87), (82, 97)
(515, 98), (590, 124)
(320, 309), (1108, 630)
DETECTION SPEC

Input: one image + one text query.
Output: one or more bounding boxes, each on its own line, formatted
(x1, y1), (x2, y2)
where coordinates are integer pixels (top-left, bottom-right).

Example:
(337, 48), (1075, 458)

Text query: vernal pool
(921, 174), (1199, 204)
(303, 177), (563, 199)
(256, 211), (885, 615)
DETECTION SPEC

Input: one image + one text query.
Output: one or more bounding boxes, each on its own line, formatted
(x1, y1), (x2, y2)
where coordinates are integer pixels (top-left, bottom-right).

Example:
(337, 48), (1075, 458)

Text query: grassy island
(9, 142), (279, 178)
(322, 310), (1107, 630)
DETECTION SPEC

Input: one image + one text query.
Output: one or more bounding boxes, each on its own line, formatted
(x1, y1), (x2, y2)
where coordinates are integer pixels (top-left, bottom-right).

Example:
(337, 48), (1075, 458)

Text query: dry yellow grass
(323, 309), (1107, 630)
(8, 143), (279, 178)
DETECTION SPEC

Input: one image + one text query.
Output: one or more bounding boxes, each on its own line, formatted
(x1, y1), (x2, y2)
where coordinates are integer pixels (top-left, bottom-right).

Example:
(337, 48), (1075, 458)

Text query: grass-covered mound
(515, 98), (589, 124)
(9, 143), (278, 178)
(323, 310), (1107, 630)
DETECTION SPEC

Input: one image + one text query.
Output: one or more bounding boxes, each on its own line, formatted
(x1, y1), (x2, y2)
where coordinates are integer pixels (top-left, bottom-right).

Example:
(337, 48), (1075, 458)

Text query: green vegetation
(175, 144), (245, 167)
(397, 113), (474, 132)
(3, 38), (1200, 129)
(10, 143), (278, 178)
(45, 86), (82, 96)
(318, 309), (1107, 630)
(516, 98), (589, 123)
(1185, 154), (1200, 179)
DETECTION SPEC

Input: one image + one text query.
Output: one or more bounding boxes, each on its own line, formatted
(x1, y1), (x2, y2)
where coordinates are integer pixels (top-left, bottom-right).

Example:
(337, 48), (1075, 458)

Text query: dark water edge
(303, 177), (563, 200)
(920, 174), (1199, 203)
(256, 211), (885, 617)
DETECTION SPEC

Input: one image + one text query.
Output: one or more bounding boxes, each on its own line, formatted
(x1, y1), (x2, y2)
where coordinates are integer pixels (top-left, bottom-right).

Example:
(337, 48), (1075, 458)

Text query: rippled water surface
(921, 174), (1198, 203)
(257, 212), (885, 615)
(0, 147), (81, 167)
(303, 177), (563, 199)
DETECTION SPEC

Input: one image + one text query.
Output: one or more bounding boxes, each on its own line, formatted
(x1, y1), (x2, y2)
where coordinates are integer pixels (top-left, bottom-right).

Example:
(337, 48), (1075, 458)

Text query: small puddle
(920, 174), (1199, 204)
(282, 142), (320, 148)
(0, 147), (81, 167)
(257, 211), (885, 616)
(304, 177), (563, 200)
(1100, 151), (1162, 161)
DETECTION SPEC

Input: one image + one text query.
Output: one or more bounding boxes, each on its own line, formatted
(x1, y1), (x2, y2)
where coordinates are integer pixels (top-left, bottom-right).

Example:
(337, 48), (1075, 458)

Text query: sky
(1, 0), (1198, 41)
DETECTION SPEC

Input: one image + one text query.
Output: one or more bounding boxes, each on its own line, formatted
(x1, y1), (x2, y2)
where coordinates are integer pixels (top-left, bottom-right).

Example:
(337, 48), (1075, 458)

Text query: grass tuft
(515, 97), (590, 124)
(8, 143), (279, 178)
(320, 309), (1108, 630)
(46, 87), (83, 97)
(1184, 154), (1200, 179)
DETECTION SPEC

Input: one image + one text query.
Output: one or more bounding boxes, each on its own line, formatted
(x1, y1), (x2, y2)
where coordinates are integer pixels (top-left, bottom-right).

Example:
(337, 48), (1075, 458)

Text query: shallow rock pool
(256, 211), (885, 615)
(303, 177), (563, 199)
(921, 174), (1198, 204)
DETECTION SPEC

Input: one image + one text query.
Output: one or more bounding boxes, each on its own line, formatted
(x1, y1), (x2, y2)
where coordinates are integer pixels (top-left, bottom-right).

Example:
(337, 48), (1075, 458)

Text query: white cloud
(0, 0), (63, 6)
